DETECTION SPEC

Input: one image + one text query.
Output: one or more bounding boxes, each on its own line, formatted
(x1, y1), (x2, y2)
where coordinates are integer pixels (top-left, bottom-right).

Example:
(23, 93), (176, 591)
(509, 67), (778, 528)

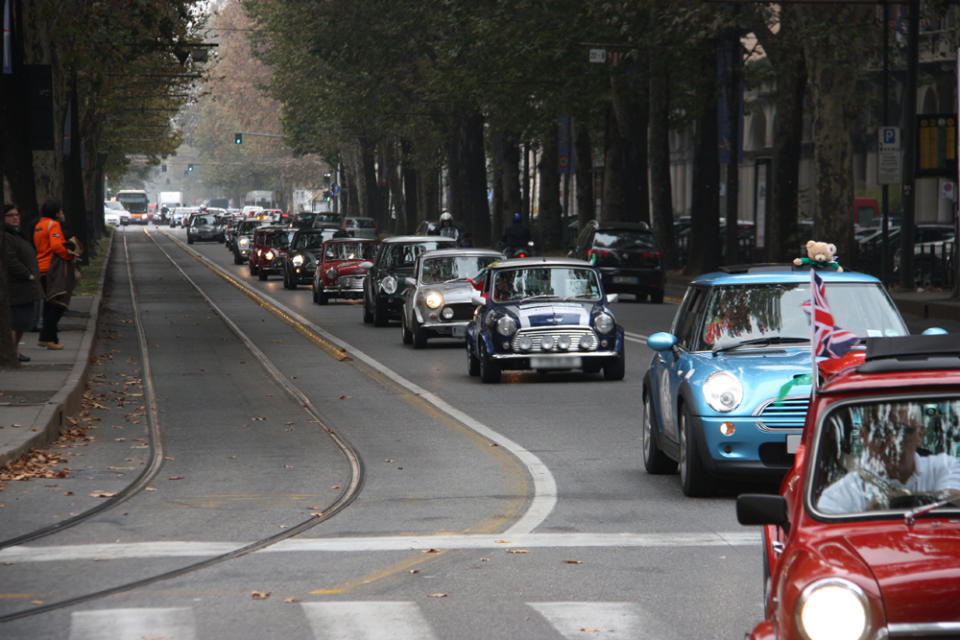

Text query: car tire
(401, 315), (413, 344)
(316, 287), (328, 305)
(187, 236), (194, 245)
(479, 341), (500, 383)
(233, 251), (242, 265)
(373, 297), (388, 327)
(651, 288), (664, 304)
(249, 263), (258, 276)
(258, 269), (268, 281)
(642, 393), (676, 474)
(679, 403), (711, 497)
(603, 353), (625, 381)
(362, 296), (373, 324)
(467, 344), (480, 377)
(412, 318), (427, 349)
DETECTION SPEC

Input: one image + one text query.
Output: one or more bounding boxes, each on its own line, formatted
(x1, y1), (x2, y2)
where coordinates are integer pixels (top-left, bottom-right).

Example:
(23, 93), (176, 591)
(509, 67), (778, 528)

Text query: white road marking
(68, 607), (195, 640)
(530, 601), (677, 639)
(301, 601), (438, 640)
(1, 531), (759, 563)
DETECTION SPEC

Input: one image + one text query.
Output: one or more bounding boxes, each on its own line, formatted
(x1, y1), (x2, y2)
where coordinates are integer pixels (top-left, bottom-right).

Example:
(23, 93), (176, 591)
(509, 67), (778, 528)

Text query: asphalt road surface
(1, 226), (773, 639)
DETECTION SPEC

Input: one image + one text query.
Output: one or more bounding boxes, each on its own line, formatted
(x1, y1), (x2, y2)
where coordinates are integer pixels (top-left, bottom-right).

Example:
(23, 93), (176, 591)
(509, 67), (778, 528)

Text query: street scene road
(1, 226), (766, 639)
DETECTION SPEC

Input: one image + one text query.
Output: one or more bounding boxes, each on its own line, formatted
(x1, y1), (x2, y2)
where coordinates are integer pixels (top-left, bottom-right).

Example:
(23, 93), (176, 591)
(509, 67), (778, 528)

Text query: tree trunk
(401, 138), (419, 235)
(648, 20), (676, 268)
(611, 66), (649, 224)
(602, 103), (626, 221)
(384, 139), (405, 235)
(573, 119), (594, 232)
(800, 5), (871, 267)
(538, 126), (562, 252)
(686, 41), (721, 276)
(499, 132), (522, 246)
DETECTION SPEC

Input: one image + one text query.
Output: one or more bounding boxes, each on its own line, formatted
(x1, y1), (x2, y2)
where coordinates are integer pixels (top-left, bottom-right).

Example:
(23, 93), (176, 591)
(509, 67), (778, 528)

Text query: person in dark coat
(4, 204), (43, 362)
(502, 212), (531, 253)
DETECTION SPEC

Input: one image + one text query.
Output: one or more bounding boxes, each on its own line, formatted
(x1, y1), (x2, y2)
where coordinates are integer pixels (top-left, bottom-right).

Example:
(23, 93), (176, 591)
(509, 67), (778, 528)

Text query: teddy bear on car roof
(793, 240), (843, 272)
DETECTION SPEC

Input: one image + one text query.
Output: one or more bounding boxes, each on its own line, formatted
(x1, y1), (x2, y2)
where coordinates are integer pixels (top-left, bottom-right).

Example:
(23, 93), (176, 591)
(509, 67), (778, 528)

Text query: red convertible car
(311, 237), (379, 305)
(737, 333), (960, 640)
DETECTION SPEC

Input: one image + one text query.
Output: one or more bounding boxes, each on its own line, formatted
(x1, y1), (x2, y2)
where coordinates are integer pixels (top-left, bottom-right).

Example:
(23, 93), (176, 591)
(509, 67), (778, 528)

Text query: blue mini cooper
(465, 257), (625, 383)
(642, 265), (911, 496)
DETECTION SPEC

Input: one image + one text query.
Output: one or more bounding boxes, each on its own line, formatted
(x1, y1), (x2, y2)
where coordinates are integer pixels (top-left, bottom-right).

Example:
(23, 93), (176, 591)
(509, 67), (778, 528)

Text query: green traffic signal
(188, 164), (194, 172)
(235, 132), (242, 144)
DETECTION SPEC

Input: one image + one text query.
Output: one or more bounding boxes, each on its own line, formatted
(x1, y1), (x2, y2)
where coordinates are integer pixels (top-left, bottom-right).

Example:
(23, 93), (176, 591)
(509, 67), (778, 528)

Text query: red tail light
(586, 249), (610, 259)
(641, 251), (662, 260)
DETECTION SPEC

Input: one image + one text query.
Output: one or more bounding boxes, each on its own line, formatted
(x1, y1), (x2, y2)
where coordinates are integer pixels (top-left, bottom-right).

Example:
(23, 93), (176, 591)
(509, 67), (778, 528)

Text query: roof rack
(717, 263), (801, 274)
(857, 334), (960, 373)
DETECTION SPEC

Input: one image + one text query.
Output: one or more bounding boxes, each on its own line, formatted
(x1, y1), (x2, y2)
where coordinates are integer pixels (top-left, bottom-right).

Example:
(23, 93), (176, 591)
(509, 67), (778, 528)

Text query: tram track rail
(0, 229), (365, 623)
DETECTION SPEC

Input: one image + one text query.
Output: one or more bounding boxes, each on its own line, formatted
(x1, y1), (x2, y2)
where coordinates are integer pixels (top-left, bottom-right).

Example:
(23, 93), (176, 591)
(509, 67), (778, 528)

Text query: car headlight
(703, 371), (743, 412)
(292, 254), (304, 267)
(595, 312), (615, 334)
(239, 238), (249, 248)
(380, 275), (397, 294)
(326, 268), (338, 281)
(496, 315), (518, 337)
(265, 250), (275, 261)
(797, 579), (870, 640)
(424, 290), (443, 309)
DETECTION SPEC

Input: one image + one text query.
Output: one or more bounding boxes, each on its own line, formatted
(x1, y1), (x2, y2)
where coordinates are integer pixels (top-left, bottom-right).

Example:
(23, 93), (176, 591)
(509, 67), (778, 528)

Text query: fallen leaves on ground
(0, 450), (70, 488)
(427, 593), (448, 598)
(506, 549), (529, 554)
(90, 490), (117, 498)
(251, 591), (271, 599)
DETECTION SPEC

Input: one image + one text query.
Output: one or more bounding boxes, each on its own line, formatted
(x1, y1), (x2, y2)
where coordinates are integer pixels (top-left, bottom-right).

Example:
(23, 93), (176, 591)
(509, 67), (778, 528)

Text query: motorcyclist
(438, 211), (460, 242)
(502, 212), (531, 256)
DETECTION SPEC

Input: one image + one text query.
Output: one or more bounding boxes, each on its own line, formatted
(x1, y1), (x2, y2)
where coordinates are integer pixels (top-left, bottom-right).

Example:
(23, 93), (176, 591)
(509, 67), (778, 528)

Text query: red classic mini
(737, 334), (960, 640)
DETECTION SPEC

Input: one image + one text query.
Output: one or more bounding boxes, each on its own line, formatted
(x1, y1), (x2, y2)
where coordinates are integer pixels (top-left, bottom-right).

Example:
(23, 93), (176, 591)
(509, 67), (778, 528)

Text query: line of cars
(193, 214), (959, 635)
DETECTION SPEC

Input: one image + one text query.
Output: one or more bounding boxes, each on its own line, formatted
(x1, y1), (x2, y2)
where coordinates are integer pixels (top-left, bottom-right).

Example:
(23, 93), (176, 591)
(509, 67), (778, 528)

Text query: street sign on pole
(878, 127), (902, 185)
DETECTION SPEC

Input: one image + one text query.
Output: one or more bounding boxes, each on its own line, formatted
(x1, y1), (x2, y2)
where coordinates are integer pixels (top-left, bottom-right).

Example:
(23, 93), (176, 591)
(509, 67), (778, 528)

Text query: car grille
(443, 303), (475, 321)
(755, 397), (809, 429)
(511, 327), (597, 352)
(334, 275), (365, 289)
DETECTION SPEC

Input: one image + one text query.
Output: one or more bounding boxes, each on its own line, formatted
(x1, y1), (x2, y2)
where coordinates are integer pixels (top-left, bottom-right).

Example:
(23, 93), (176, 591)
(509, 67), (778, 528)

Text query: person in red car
(817, 402), (960, 514)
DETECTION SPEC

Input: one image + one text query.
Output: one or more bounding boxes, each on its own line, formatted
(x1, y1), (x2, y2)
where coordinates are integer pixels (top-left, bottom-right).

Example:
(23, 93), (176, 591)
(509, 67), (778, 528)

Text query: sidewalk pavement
(1, 256), (958, 470)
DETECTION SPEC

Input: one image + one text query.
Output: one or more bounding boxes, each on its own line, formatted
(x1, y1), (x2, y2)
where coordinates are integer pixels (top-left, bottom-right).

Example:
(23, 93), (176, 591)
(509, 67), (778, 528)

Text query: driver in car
(817, 402), (960, 514)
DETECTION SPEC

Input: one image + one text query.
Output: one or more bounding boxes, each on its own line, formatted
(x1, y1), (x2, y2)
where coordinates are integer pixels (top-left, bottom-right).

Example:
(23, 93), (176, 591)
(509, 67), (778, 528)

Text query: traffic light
(322, 190), (331, 201)
(235, 132), (242, 144)
(188, 164), (194, 172)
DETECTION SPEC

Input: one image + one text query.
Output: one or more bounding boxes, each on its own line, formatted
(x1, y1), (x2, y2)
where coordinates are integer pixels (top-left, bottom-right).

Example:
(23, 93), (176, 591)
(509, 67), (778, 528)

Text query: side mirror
(737, 494), (789, 529)
(606, 293), (619, 304)
(471, 292), (485, 307)
(922, 327), (948, 335)
(359, 261), (374, 271)
(647, 332), (677, 352)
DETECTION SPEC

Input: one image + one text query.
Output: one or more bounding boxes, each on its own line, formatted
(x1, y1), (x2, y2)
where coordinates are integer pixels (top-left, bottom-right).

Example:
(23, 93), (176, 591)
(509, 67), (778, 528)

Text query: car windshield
(811, 398), (960, 516)
(192, 216), (212, 226)
(262, 230), (292, 248)
(325, 241), (378, 260)
(294, 233), (326, 250)
(493, 267), (601, 302)
(593, 229), (657, 250)
(421, 255), (498, 284)
(382, 241), (449, 269)
(105, 201), (124, 211)
(696, 282), (907, 351)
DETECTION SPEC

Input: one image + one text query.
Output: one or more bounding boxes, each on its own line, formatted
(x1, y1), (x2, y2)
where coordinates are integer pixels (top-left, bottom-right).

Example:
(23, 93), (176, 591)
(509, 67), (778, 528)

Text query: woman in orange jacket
(34, 200), (75, 349)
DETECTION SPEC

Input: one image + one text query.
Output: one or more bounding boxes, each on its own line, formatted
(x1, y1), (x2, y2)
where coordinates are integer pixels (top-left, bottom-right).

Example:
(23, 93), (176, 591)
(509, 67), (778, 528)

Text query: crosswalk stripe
(529, 601), (670, 639)
(68, 607), (195, 640)
(301, 601), (438, 640)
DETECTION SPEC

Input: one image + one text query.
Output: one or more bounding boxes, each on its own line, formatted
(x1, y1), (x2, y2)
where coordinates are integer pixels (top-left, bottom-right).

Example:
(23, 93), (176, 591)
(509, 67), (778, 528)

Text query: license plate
(451, 326), (465, 337)
(530, 356), (582, 369)
(613, 276), (638, 284)
(786, 434), (802, 454)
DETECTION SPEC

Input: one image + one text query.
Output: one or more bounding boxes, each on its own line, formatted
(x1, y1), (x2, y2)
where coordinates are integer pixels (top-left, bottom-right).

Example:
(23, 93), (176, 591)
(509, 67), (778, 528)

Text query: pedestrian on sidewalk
(4, 204), (43, 362)
(34, 200), (78, 350)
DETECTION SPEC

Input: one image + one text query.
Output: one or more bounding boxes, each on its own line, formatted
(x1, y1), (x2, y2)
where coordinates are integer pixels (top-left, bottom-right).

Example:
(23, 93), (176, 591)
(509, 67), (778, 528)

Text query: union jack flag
(801, 269), (860, 358)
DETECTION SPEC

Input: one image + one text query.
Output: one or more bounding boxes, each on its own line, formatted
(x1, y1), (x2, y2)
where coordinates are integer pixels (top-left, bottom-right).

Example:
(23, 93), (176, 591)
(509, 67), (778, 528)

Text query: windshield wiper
(905, 491), (960, 526)
(712, 336), (809, 355)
